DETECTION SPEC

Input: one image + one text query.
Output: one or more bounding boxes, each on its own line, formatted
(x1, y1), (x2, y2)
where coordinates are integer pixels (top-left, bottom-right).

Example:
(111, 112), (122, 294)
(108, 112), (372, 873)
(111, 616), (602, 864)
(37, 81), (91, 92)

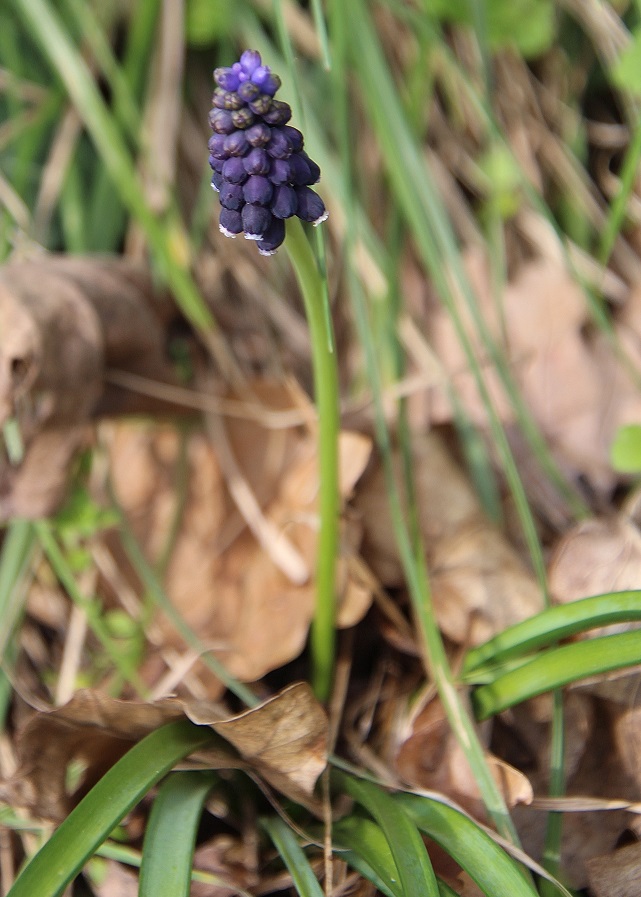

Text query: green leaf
(185, 0), (234, 46)
(139, 771), (217, 897)
(396, 793), (540, 897)
(336, 771), (440, 897)
(332, 814), (403, 897)
(261, 817), (325, 897)
(611, 27), (641, 97)
(7, 721), (220, 897)
(463, 590), (641, 676)
(472, 629), (641, 719)
(611, 424), (641, 473)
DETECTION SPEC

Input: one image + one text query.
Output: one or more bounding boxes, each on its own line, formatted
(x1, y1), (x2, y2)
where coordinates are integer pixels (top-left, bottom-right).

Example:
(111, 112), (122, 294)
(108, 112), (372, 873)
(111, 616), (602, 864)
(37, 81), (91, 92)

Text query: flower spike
(209, 50), (327, 254)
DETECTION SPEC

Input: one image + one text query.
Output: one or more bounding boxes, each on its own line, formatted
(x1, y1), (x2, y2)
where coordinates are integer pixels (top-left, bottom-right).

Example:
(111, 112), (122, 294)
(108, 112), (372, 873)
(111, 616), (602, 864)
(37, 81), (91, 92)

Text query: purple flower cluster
(208, 50), (328, 255)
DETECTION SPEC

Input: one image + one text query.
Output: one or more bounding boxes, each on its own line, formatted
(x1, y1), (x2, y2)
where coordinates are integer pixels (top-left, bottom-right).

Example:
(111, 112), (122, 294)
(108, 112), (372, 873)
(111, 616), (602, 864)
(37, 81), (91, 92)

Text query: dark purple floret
(243, 147), (271, 176)
(238, 81), (260, 103)
(289, 153), (312, 186)
(257, 217), (286, 256)
(224, 130), (249, 157)
(245, 123), (272, 147)
(270, 184), (298, 219)
(295, 186), (328, 225)
(242, 203), (272, 240)
(219, 207), (243, 237)
(282, 125), (304, 152)
(209, 49), (327, 253)
(209, 109), (236, 134)
(266, 128), (292, 159)
(300, 151), (321, 184)
(219, 181), (245, 210)
(262, 101), (292, 126)
(243, 175), (273, 206)
(269, 158), (291, 185)
(208, 133), (228, 159)
(222, 156), (248, 184)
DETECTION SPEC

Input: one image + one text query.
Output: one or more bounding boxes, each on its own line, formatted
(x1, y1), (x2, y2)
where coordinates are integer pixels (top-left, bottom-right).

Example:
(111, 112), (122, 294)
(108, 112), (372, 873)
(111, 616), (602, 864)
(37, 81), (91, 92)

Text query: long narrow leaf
(7, 721), (219, 897)
(473, 629), (641, 719)
(336, 770), (440, 897)
(463, 590), (641, 676)
(139, 770), (217, 897)
(261, 816), (325, 897)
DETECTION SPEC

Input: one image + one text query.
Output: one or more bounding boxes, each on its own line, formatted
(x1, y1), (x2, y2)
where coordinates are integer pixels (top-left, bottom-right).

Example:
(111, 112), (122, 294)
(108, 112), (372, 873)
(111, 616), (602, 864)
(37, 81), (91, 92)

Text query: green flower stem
(285, 218), (340, 703)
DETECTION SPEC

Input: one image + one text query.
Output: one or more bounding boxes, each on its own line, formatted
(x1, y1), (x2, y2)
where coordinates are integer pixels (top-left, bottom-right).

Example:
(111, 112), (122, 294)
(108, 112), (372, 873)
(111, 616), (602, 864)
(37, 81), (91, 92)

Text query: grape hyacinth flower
(208, 49), (328, 255)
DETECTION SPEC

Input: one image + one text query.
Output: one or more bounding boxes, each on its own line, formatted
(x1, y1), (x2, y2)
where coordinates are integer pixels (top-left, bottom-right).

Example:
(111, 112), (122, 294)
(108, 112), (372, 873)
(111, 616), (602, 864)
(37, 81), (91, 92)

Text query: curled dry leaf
(394, 695), (532, 820)
(109, 381), (372, 689)
(0, 253), (179, 519)
(7, 682), (327, 822)
(354, 431), (542, 644)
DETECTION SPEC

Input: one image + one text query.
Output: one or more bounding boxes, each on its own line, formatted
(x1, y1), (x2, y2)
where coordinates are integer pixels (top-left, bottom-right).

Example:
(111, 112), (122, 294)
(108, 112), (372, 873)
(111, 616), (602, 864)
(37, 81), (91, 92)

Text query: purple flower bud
(219, 181), (245, 210)
(240, 50), (262, 75)
(209, 109), (235, 134)
(212, 87), (243, 110)
(295, 186), (328, 225)
(300, 151), (321, 184)
(238, 80), (260, 102)
(222, 156), (248, 184)
(219, 207), (243, 237)
(243, 175), (273, 206)
(249, 94), (272, 116)
(268, 158), (291, 184)
(242, 203), (272, 239)
(257, 217), (286, 255)
(211, 170), (223, 191)
(209, 154), (224, 173)
(262, 100), (292, 126)
(243, 147), (271, 175)
(266, 128), (292, 159)
(208, 133), (227, 159)
(270, 184), (298, 219)
(214, 67), (240, 91)
(253, 70), (281, 97)
(231, 108), (255, 129)
(245, 123), (272, 147)
(224, 131), (249, 156)
(289, 153), (311, 186)
(282, 125), (304, 152)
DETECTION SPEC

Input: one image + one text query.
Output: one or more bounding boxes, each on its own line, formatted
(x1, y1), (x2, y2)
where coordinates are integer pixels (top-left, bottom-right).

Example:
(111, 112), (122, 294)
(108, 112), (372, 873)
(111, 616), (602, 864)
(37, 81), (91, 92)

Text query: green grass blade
(261, 816), (325, 897)
(336, 770), (440, 897)
(332, 814), (403, 897)
(7, 720), (219, 897)
(395, 793), (540, 897)
(0, 520), (35, 726)
(463, 590), (641, 676)
(139, 770), (217, 897)
(472, 629), (641, 719)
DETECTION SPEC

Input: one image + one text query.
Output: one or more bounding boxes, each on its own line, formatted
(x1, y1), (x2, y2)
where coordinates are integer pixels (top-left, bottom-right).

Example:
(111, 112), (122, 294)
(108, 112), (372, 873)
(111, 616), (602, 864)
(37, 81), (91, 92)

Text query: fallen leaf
(354, 432), (543, 644)
(7, 683), (328, 822)
(586, 841), (641, 897)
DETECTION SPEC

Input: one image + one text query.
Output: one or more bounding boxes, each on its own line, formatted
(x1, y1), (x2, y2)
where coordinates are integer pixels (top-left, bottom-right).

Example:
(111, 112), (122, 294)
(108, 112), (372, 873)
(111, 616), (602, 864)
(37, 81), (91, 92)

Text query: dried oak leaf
(586, 842), (641, 897)
(0, 253), (179, 519)
(109, 381), (373, 688)
(7, 682), (327, 822)
(354, 432), (542, 644)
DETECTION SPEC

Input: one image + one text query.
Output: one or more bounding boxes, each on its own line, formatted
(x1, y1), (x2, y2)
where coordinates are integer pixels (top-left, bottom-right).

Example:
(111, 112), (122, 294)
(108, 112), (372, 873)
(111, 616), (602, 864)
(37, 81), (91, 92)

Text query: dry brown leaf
(109, 383), (373, 690)
(354, 432), (542, 644)
(7, 683), (328, 821)
(586, 841), (641, 897)
(0, 254), (181, 519)
(394, 695), (532, 819)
